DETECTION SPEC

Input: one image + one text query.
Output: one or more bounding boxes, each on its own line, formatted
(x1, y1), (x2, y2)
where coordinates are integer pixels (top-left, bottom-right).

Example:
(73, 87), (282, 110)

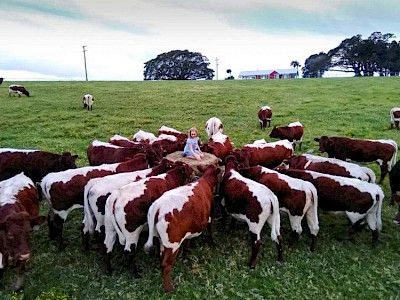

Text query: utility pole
(215, 57), (219, 80)
(82, 45), (88, 81)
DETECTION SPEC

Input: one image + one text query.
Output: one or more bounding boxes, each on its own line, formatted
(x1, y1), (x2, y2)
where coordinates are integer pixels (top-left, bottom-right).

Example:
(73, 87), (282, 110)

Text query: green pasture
(0, 77), (399, 299)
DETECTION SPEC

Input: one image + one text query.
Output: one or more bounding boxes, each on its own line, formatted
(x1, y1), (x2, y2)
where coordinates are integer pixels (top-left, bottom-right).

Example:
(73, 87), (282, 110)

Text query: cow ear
(219, 124), (223, 130)
(314, 137), (320, 142)
(73, 155), (79, 160)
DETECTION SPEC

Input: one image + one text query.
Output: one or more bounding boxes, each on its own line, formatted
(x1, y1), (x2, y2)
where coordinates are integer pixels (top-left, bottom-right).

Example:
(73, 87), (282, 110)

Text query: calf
(8, 85), (30, 97)
(390, 107), (400, 129)
(82, 159), (174, 247)
(87, 140), (162, 166)
(236, 140), (294, 168)
(277, 169), (384, 245)
(389, 160), (400, 224)
(221, 157), (283, 269)
(284, 154), (376, 183)
(0, 148), (78, 183)
(270, 122), (304, 150)
(158, 126), (187, 142)
(144, 164), (219, 293)
(315, 136), (397, 183)
(202, 132), (233, 160)
(205, 117), (223, 138)
(258, 106), (272, 129)
(104, 163), (193, 277)
(132, 130), (157, 143)
(83, 94), (94, 110)
(40, 154), (149, 248)
(239, 165), (319, 251)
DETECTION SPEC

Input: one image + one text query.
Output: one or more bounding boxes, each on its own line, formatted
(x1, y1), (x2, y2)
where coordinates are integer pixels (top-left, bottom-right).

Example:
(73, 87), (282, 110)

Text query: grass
(0, 77), (400, 299)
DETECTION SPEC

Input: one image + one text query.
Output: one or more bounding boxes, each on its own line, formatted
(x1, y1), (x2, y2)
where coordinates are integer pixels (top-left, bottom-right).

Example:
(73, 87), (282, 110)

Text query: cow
(151, 134), (186, 156)
(270, 122), (304, 151)
(258, 106), (272, 129)
(390, 107), (400, 129)
(202, 132), (233, 160)
(83, 94), (94, 110)
(82, 159), (174, 248)
(40, 154), (149, 249)
(314, 136), (397, 183)
(104, 162), (194, 277)
(235, 140), (294, 168)
(284, 154), (376, 183)
(8, 85), (30, 97)
(0, 148), (78, 183)
(0, 173), (45, 291)
(87, 140), (162, 166)
(144, 164), (220, 293)
(220, 156), (283, 269)
(205, 117), (223, 138)
(389, 160), (400, 224)
(239, 165), (319, 251)
(158, 126), (187, 142)
(277, 168), (384, 245)
(132, 130), (157, 143)
(108, 134), (142, 148)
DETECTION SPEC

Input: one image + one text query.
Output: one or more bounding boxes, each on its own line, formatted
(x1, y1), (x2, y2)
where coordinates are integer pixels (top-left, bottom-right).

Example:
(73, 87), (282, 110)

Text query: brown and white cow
(390, 107), (400, 129)
(132, 130), (157, 143)
(40, 154), (149, 248)
(258, 106), (272, 129)
(314, 136), (397, 183)
(151, 134), (186, 156)
(144, 164), (220, 293)
(0, 148), (78, 183)
(202, 132), (233, 160)
(87, 140), (162, 166)
(277, 169), (384, 245)
(221, 157), (283, 269)
(9, 85), (30, 97)
(104, 162), (193, 277)
(0, 173), (45, 291)
(270, 122), (304, 150)
(239, 165), (319, 251)
(284, 154), (376, 183)
(205, 117), (223, 138)
(108, 135), (142, 148)
(158, 126), (187, 142)
(82, 159), (174, 248)
(82, 94), (94, 110)
(236, 140), (294, 168)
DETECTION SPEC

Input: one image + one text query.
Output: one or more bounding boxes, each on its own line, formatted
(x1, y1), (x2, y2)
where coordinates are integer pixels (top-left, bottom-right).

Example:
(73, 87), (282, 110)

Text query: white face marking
(261, 105), (271, 111)
(91, 140), (121, 148)
(205, 117), (223, 138)
(152, 134), (177, 142)
(245, 139), (293, 150)
(159, 126), (181, 134)
(210, 132), (228, 144)
(288, 121), (303, 127)
(0, 173), (34, 206)
(133, 130), (157, 142)
(0, 148), (38, 153)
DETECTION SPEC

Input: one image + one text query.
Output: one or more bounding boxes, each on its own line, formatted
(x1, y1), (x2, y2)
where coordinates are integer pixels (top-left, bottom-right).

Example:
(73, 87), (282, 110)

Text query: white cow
(83, 94), (94, 110)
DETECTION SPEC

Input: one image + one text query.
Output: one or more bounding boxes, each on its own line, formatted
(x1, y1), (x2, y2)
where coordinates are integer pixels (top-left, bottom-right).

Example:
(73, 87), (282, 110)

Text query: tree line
(302, 32), (400, 78)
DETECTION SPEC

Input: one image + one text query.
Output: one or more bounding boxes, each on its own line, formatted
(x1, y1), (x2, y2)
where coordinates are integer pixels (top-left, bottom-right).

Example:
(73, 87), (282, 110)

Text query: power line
(215, 57), (219, 80)
(82, 45), (88, 81)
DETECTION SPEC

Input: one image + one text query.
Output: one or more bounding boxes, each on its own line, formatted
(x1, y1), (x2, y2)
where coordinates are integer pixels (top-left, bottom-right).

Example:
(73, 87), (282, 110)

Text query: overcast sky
(1, 0), (399, 81)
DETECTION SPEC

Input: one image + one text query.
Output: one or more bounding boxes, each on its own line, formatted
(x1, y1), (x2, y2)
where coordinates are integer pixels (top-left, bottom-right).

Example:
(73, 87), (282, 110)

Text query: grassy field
(0, 77), (399, 299)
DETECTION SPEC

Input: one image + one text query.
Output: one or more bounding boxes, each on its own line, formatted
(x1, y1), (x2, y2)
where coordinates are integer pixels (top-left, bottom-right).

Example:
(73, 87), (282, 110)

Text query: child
(183, 127), (204, 161)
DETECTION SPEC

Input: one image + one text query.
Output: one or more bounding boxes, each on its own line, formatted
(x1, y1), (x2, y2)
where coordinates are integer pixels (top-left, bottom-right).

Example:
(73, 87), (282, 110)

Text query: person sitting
(182, 127), (204, 161)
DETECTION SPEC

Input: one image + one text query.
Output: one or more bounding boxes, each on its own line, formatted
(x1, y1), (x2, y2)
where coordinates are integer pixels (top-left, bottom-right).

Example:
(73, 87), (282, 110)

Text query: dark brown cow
(220, 157), (283, 270)
(158, 126), (187, 142)
(202, 132), (233, 160)
(390, 107), (400, 129)
(144, 165), (220, 293)
(151, 135), (187, 156)
(8, 85), (29, 97)
(277, 168), (384, 245)
(40, 154), (149, 248)
(239, 165), (319, 251)
(87, 140), (162, 166)
(103, 162), (193, 276)
(258, 106), (272, 129)
(389, 160), (400, 224)
(314, 136), (397, 183)
(270, 122), (304, 150)
(0, 148), (78, 183)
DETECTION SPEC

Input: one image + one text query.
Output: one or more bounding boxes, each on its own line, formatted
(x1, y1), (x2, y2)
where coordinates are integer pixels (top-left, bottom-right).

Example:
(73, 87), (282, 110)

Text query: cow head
(58, 152), (78, 170)
(269, 125), (279, 138)
(314, 136), (332, 153)
(172, 162), (194, 183)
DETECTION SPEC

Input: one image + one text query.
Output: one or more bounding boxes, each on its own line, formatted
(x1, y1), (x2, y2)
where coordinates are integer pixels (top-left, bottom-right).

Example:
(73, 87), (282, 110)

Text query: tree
(225, 69), (234, 80)
(290, 60), (301, 77)
(143, 50), (214, 80)
(302, 52), (331, 78)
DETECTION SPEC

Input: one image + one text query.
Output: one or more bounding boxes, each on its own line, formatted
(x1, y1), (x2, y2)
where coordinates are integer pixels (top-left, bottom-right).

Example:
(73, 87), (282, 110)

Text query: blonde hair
(188, 127), (199, 138)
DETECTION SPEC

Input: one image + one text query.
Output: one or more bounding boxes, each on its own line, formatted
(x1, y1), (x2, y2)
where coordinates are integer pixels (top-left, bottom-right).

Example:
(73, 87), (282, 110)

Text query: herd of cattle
(0, 109), (399, 293)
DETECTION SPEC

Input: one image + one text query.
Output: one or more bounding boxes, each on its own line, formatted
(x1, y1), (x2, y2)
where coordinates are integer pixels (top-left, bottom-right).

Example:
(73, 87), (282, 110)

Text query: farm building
(239, 69), (298, 80)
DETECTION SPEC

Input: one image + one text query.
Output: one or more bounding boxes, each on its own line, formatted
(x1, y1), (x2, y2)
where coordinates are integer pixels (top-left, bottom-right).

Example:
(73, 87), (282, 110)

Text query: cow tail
(269, 195), (281, 244)
(82, 184), (95, 234)
(376, 190), (384, 231)
(388, 141), (398, 171)
(306, 185), (320, 236)
(144, 204), (158, 254)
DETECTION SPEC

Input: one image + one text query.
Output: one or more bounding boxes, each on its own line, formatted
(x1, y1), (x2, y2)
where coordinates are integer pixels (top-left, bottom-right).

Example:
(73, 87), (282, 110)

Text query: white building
(239, 69), (298, 80)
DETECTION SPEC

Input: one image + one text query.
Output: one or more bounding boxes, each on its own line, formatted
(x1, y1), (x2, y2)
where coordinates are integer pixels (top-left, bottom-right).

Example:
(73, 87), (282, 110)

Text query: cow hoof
(11, 276), (25, 292)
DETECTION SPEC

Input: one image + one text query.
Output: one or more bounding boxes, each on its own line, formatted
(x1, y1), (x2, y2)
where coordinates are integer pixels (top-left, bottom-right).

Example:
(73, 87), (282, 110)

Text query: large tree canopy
(143, 50), (214, 80)
(302, 52), (330, 78)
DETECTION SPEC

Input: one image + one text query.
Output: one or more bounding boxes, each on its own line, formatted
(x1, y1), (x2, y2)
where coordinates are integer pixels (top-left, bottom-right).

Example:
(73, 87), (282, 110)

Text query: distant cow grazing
(205, 117), (223, 138)
(0, 173), (45, 291)
(0, 148), (78, 183)
(270, 122), (304, 150)
(144, 164), (219, 293)
(8, 85), (30, 97)
(278, 169), (384, 245)
(258, 106), (272, 129)
(314, 136), (397, 183)
(390, 107), (400, 129)
(83, 94), (94, 110)
(389, 160), (400, 224)
(284, 154), (376, 183)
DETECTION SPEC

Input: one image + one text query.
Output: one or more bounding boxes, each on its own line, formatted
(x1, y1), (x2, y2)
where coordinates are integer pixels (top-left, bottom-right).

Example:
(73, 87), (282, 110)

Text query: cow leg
(371, 230), (379, 247)
(288, 231), (300, 246)
(206, 222), (216, 247)
(379, 162), (388, 183)
(310, 234), (317, 252)
(249, 232), (262, 269)
(48, 213), (66, 250)
(125, 245), (141, 278)
(103, 247), (113, 275)
(11, 260), (26, 291)
(276, 235), (284, 262)
(81, 223), (90, 251)
(299, 141), (302, 151)
(161, 248), (179, 293)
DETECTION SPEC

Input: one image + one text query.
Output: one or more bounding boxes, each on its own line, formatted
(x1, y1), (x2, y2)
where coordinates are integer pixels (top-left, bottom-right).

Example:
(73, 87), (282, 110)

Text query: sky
(1, 0), (399, 81)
